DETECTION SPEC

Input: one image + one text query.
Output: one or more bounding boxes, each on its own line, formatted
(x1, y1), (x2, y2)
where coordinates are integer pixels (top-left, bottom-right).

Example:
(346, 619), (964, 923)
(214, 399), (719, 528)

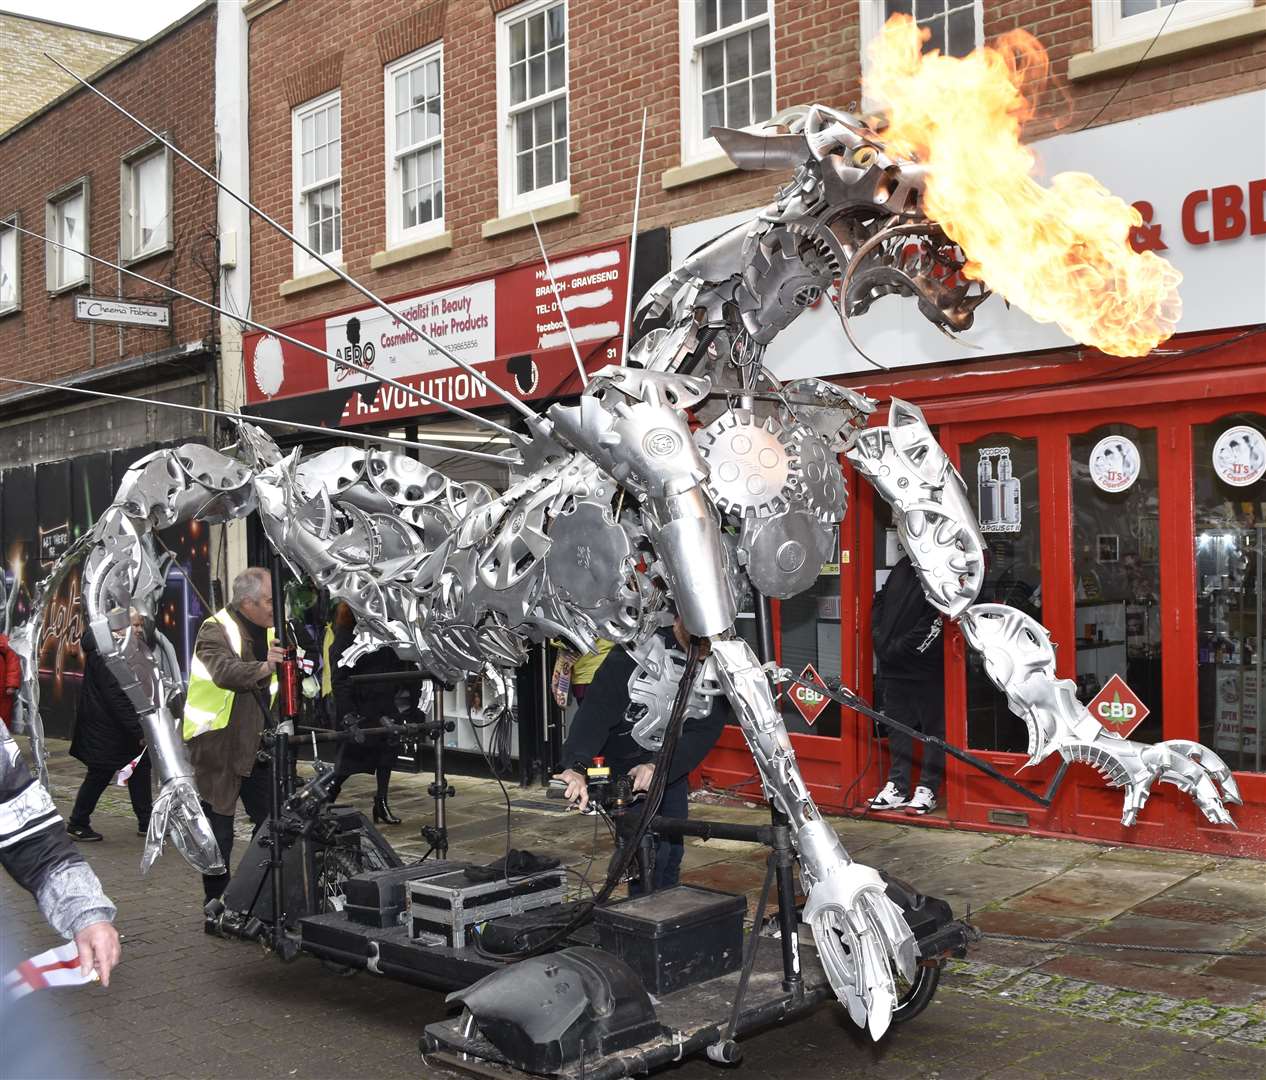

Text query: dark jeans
(202, 761), (272, 904)
(69, 756), (152, 830)
(619, 774), (688, 894)
(882, 678), (946, 797)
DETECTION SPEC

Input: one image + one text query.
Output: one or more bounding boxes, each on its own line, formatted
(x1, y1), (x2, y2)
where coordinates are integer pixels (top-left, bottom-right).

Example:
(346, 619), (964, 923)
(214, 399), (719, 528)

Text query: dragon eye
(852, 146), (878, 168)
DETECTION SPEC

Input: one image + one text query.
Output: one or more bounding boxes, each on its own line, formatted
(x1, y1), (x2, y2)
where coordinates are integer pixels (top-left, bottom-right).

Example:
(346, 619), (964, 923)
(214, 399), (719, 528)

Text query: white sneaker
(869, 782), (908, 810)
(905, 786), (937, 815)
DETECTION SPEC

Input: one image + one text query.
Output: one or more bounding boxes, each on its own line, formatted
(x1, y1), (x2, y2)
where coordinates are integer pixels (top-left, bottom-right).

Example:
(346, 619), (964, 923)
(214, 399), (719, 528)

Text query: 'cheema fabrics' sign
(73, 296), (171, 328)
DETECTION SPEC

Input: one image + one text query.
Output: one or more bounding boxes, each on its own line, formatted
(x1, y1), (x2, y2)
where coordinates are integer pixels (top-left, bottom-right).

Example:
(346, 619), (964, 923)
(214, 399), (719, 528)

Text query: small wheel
(891, 959), (941, 1023)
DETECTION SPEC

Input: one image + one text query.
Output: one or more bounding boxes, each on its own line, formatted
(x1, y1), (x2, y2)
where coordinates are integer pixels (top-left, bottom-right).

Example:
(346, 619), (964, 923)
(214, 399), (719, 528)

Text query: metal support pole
(423, 680), (452, 861)
(753, 596), (803, 995)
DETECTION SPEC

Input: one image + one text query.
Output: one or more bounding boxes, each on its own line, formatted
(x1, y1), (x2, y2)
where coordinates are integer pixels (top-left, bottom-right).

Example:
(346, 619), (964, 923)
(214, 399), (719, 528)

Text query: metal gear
(695, 409), (800, 519)
(791, 427), (849, 524)
(544, 499), (633, 610)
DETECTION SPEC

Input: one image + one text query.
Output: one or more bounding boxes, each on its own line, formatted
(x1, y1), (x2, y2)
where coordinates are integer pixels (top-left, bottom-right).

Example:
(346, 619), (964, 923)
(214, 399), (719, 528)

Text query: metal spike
(620, 108), (648, 366)
(529, 210), (586, 387)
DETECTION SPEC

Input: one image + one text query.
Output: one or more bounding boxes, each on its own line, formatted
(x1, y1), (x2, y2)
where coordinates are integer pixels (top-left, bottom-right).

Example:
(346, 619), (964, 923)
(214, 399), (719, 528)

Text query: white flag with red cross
(2, 942), (97, 1001)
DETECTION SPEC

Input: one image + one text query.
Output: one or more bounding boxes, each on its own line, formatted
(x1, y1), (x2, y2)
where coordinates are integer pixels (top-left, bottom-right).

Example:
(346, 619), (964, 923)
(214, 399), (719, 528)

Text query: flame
(865, 16), (1181, 357)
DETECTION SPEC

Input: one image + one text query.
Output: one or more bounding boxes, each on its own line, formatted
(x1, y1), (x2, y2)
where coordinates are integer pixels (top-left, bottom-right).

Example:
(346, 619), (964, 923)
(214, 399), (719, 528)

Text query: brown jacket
(188, 608), (273, 816)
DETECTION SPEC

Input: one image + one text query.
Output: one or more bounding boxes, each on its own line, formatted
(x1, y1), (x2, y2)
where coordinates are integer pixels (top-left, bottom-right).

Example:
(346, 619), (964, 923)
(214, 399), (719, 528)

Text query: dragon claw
(143, 778), (225, 876)
(803, 861), (917, 1041)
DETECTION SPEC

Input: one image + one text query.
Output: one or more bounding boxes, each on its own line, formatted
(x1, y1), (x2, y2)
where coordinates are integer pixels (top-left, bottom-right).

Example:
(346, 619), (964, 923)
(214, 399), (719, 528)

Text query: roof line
(0, 7), (139, 42)
(0, 1), (214, 145)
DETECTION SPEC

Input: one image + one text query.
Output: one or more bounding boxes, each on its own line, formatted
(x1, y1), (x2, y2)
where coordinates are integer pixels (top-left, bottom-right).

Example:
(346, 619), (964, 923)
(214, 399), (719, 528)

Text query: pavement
(3, 735), (1264, 1079)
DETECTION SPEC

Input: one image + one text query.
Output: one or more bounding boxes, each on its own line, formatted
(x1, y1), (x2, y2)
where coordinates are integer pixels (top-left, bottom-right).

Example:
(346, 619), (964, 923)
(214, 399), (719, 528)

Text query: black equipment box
(408, 868), (568, 948)
(593, 885), (746, 995)
(343, 861), (464, 928)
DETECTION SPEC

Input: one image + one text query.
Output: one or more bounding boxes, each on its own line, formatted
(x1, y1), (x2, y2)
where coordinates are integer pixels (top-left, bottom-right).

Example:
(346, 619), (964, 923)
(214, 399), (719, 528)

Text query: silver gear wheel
(694, 409), (800, 519)
(790, 427), (849, 524)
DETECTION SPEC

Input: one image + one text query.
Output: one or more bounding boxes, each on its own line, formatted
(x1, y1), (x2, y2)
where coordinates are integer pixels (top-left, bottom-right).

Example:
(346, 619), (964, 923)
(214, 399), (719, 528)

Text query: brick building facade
(0, 3), (220, 737)
(235, 0), (1265, 854)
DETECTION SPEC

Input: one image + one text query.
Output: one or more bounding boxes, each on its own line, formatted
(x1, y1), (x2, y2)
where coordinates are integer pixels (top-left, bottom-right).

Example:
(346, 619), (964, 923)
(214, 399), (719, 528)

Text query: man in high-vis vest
(185, 567), (283, 906)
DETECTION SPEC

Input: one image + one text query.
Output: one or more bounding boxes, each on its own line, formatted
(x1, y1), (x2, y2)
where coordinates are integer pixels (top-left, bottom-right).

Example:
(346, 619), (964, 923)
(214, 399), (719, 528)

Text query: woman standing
(327, 603), (421, 825)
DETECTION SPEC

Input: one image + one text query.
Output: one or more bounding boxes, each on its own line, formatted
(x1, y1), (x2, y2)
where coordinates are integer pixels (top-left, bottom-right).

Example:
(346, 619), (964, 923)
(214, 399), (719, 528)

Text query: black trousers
(201, 762), (272, 904)
(618, 774), (688, 894)
(69, 756), (153, 829)
(326, 761), (392, 804)
(882, 678), (946, 796)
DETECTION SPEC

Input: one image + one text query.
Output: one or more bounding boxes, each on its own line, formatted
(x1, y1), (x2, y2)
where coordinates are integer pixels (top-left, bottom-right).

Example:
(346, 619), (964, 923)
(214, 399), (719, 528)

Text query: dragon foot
(804, 862), (918, 1040)
(143, 777), (224, 876)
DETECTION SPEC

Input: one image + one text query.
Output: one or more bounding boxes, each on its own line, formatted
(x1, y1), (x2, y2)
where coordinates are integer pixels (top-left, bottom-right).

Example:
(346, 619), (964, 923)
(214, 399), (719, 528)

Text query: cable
(1077, 4), (1177, 133)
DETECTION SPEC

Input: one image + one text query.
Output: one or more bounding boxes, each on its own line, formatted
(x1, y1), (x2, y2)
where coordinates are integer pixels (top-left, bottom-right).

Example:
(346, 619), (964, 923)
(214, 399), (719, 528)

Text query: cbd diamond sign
(1088, 674), (1150, 737)
(790, 664), (831, 726)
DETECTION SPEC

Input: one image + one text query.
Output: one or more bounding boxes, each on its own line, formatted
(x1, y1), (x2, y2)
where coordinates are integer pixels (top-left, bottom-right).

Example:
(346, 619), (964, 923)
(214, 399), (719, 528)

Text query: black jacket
(69, 630), (145, 770)
(330, 629), (422, 775)
(871, 557), (944, 682)
(560, 637), (728, 784)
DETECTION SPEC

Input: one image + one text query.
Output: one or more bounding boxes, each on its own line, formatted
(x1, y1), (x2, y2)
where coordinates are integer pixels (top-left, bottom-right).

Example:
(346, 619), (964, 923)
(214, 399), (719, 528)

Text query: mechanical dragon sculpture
(10, 103), (1241, 1041)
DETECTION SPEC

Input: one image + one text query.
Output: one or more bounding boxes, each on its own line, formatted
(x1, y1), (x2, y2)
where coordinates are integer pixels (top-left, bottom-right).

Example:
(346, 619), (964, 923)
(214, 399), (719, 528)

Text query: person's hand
(265, 644), (286, 669)
(553, 768), (590, 812)
(75, 920), (120, 987)
(628, 763), (655, 793)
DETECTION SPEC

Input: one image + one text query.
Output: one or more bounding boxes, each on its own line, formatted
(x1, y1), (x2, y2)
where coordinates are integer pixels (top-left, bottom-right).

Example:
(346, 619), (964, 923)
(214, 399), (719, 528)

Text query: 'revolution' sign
(73, 295), (171, 328)
(242, 240), (632, 427)
(790, 663), (831, 727)
(1087, 673), (1150, 739)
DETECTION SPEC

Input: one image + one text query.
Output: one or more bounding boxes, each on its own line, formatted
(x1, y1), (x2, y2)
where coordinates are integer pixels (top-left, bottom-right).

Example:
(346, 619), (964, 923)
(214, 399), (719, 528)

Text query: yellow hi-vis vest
(182, 609), (277, 741)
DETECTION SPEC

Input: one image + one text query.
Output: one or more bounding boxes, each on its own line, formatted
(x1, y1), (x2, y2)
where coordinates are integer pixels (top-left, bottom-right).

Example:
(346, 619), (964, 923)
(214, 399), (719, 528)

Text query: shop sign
(1212, 425), (1266, 488)
(1088, 435), (1140, 493)
(1214, 669), (1259, 757)
(790, 664), (831, 727)
(1087, 674), (1149, 738)
(242, 240), (630, 424)
(38, 522), (70, 566)
(73, 295), (171, 328)
(976, 447), (1021, 534)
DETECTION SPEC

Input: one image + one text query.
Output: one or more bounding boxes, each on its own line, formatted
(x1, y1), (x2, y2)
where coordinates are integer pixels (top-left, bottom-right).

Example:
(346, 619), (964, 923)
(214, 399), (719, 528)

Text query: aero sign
(790, 664), (831, 727)
(1087, 674), (1150, 738)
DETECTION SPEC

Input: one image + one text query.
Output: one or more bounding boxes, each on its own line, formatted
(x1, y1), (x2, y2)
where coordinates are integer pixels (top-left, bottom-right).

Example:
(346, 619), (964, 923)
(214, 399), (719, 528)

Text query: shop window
(0, 214), (19, 315)
(386, 45), (444, 248)
(120, 143), (171, 263)
(496, 0), (568, 215)
(1071, 425), (1162, 744)
(292, 91), (342, 274)
(1092, 1), (1252, 50)
(1194, 412), (1265, 775)
(45, 178), (90, 293)
(961, 435), (1042, 753)
(679, 1), (774, 165)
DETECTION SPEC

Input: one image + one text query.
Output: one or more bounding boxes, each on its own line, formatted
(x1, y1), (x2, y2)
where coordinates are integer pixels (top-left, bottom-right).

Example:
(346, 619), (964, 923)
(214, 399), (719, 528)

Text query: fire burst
(865, 16), (1182, 357)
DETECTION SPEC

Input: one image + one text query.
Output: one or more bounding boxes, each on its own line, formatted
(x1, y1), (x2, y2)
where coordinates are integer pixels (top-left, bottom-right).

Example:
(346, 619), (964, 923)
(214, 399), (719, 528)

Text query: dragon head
(714, 105), (989, 346)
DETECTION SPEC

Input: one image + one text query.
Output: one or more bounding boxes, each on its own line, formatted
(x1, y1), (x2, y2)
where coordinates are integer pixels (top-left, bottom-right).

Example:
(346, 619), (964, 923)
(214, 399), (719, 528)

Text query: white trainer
(905, 786), (937, 815)
(868, 781), (908, 810)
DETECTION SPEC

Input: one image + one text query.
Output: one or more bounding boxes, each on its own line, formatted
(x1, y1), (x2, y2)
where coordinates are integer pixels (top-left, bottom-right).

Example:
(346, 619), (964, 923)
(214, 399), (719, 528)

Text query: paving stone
(1071, 913), (1248, 972)
(1202, 934), (1266, 986)
(1038, 954), (1265, 1006)
(1003, 863), (1190, 921)
(902, 860), (1051, 913)
(975, 836), (1101, 874)
(1094, 846), (1219, 872)
(1157, 871), (1266, 922)
(1132, 895), (1261, 926)
(972, 908), (1093, 940)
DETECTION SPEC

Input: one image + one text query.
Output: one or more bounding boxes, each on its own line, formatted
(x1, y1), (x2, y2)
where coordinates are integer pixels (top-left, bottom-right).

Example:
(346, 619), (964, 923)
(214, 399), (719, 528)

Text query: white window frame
(0, 213), (20, 316)
(495, 0), (570, 217)
(679, 1), (777, 166)
(120, 138), (173, 265)
(1091, 0), (1253, 50)
(384, 44), (446, 250)
(45, 177), (91, 294)
(291, 90), (343, 277)
(858, 1), (983, 111)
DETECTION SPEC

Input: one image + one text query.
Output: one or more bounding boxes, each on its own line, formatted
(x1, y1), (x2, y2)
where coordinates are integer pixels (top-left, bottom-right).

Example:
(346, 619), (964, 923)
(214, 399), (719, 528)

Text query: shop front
(690, 91), (1265, 856)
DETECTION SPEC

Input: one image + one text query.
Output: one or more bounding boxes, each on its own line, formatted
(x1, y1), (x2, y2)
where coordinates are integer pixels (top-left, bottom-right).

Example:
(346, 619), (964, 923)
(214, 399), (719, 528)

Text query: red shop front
(697, 333), (1265, 858)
